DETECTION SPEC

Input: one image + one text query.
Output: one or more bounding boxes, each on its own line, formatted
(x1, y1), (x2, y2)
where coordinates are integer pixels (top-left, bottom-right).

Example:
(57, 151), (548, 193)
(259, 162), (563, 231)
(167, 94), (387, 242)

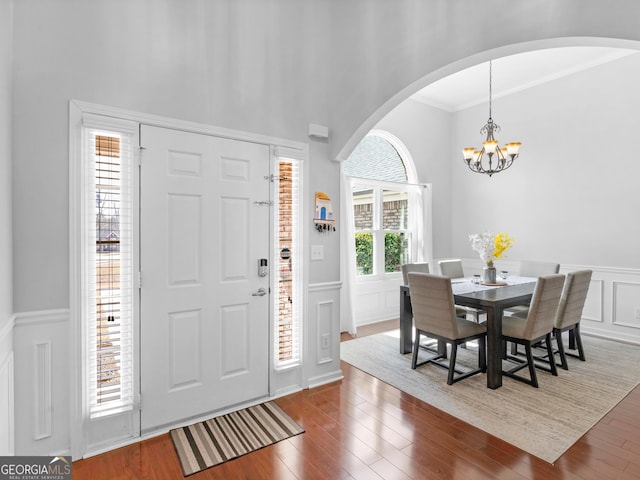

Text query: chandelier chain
(488, 60), (492, 120)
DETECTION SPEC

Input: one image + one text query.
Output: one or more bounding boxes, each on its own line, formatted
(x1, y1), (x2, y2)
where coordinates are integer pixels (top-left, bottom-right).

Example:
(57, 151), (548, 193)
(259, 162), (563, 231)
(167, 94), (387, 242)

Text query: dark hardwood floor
(73, 319), (640, 479)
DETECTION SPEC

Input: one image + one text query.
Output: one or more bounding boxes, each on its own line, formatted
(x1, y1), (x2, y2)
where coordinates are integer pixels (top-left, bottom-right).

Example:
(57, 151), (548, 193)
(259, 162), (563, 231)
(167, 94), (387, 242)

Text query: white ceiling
(410, 47), (639, 112)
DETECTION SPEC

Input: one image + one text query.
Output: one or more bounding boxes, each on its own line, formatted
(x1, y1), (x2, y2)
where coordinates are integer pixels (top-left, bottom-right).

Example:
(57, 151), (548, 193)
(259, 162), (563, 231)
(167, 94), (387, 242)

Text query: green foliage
(355, 232), (373, 275)
(384, 232), (404, 273)
(354, 232), (406, 274)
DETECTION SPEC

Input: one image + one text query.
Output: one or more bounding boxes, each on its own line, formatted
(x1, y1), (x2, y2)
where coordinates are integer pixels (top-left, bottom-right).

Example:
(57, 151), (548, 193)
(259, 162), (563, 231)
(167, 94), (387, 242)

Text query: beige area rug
(170, 401), (304, 476)
(340, 330), (640, 464)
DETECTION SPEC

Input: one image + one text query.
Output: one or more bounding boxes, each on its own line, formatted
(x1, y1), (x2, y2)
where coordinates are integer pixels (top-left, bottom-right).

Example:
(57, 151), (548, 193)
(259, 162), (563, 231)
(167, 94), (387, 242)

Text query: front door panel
(139, 125), (270, 432)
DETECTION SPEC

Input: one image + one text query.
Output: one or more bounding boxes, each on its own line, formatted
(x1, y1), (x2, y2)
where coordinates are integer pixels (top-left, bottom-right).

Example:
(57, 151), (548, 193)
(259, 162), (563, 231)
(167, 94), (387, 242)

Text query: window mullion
(374, 187), (384, 277)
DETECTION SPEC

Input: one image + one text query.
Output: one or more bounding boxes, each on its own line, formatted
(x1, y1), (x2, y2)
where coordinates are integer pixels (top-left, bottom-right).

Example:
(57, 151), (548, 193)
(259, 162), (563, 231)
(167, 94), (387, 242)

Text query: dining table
(399, 276), (537, 389)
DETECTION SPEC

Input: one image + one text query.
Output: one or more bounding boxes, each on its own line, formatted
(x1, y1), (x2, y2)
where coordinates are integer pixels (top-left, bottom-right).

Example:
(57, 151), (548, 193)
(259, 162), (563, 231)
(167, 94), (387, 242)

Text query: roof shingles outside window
(344, 135), (407, 183)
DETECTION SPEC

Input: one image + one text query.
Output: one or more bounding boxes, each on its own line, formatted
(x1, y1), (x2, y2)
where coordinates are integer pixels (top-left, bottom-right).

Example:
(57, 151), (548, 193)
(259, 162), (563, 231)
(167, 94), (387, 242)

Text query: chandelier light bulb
(462, 147), (475, 160)
(506, 142), (521, 155)
(483, 140), (498, 153)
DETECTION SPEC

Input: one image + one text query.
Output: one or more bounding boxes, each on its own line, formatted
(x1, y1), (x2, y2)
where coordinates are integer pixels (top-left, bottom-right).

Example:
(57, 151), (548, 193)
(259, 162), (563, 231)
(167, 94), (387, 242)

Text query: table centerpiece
(469, 231), (514, 283)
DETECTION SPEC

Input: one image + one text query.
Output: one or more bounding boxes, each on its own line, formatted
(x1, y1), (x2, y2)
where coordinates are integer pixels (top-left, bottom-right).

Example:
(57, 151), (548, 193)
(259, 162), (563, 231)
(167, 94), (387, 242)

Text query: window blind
(85, 127), (135, 418)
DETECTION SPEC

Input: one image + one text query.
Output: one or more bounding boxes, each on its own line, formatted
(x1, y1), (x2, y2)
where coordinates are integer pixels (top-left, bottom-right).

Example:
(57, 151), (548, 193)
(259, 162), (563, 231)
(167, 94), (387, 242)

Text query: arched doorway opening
(338, 39), (640, 344)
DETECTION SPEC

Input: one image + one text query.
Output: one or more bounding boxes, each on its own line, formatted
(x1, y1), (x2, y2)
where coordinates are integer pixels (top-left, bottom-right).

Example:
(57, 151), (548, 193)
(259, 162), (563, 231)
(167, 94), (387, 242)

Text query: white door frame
(69, 100), (308, 458)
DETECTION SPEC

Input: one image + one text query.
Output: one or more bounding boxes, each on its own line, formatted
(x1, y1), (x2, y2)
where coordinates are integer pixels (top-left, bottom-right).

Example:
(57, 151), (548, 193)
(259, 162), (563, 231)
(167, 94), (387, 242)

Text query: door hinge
(138, 272), (142, 289)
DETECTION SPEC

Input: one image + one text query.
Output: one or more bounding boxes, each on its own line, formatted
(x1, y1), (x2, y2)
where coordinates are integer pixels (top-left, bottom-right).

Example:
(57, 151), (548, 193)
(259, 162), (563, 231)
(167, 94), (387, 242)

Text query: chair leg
(544, 333), (558, 376)
(568, 329), (576, 350)
(447, 343), (458, 385)
(573, 324), (586, 361)
(479, 336), (486, 372)
(524, 343), (538, 388)
(411, 330), (421, 369)
(564, 325), (586, 362)
(554, 329), (568, 370)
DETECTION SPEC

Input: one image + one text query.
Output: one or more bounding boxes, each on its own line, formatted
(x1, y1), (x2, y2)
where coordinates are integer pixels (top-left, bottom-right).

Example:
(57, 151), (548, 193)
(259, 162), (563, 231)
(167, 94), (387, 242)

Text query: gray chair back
(522, 274), (565, 340)
(438, 259), (465, 279)
(519, 260), (560, 277)
(555, 270), (592, 330)
(401, 262), (429, 285)
(407, 273), (459, 339)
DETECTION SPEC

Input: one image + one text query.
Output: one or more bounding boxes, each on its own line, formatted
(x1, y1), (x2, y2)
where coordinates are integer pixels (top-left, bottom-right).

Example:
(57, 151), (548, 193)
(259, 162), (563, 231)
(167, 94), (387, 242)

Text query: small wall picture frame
(314, 192), (336, 232)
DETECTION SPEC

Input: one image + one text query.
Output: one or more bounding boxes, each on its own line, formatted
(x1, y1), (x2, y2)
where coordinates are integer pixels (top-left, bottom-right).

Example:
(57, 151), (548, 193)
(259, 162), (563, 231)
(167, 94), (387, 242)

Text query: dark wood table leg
(399, 287), (413, 354)
(486, 305), (503, 389)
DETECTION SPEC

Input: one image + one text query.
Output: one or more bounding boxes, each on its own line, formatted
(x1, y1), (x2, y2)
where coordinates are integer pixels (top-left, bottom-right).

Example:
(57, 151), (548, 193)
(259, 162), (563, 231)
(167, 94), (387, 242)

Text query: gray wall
(11, 0), (336, 313)
(329, 0), (640, 163)
(368, 52), (640, 270)
(451, 53), (640, 269)
(1, 0), (12, 332)
(374, 99), (453, 259)
(10, 0), (640, 314)
(0, 0), (13, 457)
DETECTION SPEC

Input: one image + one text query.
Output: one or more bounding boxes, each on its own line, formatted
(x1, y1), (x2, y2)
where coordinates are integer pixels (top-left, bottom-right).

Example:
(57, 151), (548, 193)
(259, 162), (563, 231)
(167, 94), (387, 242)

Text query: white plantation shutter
(83, 117), (137, 418)
(274, 146), (304, 368)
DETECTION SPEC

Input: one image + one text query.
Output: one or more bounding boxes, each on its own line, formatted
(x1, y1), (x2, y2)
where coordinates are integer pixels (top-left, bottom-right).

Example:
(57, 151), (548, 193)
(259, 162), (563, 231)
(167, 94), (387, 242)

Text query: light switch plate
(311, 245), (324, 261)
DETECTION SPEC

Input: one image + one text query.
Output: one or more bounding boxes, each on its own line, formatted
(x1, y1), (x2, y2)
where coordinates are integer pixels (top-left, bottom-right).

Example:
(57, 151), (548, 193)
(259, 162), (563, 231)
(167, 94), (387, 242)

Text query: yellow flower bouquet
(469, 231), (514, 266)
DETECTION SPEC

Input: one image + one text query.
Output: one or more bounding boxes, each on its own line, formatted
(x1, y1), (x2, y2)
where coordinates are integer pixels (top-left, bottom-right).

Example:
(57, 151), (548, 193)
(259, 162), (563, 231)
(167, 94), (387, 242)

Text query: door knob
(252, 288), (267, 296)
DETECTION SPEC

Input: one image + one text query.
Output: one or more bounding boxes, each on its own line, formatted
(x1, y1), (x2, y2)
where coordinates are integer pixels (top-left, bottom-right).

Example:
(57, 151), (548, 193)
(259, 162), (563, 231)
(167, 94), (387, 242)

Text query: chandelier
(462, 61), (521, 177)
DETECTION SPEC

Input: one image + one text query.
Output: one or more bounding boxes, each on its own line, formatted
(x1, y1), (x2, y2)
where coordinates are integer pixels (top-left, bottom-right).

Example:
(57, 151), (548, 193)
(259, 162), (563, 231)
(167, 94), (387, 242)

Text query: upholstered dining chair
(501, 274), (565, 388)
(504, 260), (561, 317)
(437, 259), (485, 323)
(552, 269), (592, 370)
(401, 262), (430, 285)
(401, 262), (436, 352)
(403, 262), (469, 351)
(438, 259), (465, 279)
(407, 272), (487, 385)
(518, 260), (561, 277)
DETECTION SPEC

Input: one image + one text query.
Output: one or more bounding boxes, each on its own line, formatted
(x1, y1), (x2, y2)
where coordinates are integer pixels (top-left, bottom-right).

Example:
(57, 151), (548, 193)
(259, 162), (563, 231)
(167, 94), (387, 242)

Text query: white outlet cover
(311, 245), (324, 260)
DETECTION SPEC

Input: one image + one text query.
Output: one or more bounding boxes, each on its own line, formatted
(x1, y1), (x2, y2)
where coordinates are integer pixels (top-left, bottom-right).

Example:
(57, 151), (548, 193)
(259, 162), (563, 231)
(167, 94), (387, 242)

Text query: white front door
(139, 125), (271, 432)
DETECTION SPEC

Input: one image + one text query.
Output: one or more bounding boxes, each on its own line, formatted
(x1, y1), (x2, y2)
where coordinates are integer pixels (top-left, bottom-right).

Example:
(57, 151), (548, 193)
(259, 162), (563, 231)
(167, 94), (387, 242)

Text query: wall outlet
(311, 245), (324, 261)
(320, 333), (330, 349)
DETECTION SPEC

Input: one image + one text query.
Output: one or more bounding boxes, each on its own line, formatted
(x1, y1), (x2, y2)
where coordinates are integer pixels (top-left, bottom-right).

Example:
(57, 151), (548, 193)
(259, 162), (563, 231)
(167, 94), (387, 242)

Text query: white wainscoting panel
(34, 341), (52, 440)
(583, 279), (604, 323)
(575, 266), (640, 344)
(13, 309), (71, 456)
(612, 281), (640, 329)
(306, 282), (343, 388)
(316, 300), (335, 365)
(0, 325), (14, 455)
(353, 272), (403, 326)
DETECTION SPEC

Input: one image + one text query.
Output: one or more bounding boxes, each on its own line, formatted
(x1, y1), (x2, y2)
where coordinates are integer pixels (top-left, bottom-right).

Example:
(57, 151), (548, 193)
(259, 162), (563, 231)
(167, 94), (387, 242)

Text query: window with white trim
(83, 125), (136, 418)
(345, 134), (414, 276)
(273, 148), (303, 368)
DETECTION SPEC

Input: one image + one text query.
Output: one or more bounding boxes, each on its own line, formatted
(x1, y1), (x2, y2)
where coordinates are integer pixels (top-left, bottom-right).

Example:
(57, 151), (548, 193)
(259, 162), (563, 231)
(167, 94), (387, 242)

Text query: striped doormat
(170, 401), (304, 476)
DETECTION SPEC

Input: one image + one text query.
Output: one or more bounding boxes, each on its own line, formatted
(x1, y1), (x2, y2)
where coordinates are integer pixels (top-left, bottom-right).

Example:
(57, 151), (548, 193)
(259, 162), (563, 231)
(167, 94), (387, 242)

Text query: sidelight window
(83, 125), (136, 418)
(274, 149), (303, 368)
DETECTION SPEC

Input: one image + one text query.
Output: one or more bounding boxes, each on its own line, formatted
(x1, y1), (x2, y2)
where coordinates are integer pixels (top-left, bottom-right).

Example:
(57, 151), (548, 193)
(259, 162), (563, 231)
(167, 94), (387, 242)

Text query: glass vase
(483, 263), (497, 283)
